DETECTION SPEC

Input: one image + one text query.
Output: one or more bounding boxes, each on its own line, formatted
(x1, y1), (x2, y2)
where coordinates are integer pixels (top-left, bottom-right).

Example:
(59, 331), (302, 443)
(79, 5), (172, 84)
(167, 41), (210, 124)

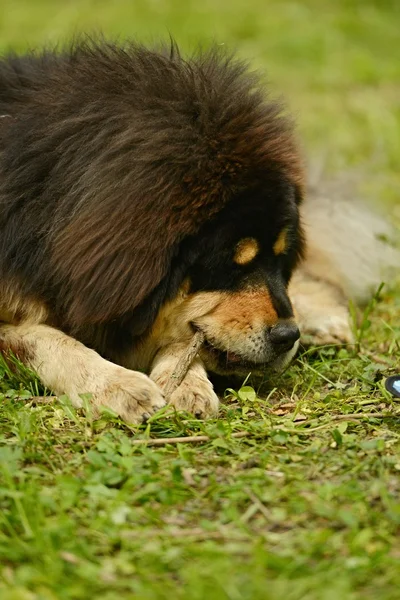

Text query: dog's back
(289, 180), (399, 345)
(303, 183), (399, 304)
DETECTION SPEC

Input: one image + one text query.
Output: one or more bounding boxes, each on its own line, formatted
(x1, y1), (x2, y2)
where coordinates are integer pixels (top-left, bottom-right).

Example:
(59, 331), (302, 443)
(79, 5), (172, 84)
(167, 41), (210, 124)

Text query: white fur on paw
(91, 367), (165, 423)
(153, 370), (219, 419)
(167, 377), (219, 419)
(301, 314), (353, 346)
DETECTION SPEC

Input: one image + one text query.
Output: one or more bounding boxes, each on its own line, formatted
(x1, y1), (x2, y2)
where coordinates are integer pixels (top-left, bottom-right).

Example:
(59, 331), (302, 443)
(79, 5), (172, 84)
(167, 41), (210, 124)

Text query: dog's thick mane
(0, 39), (303, 342)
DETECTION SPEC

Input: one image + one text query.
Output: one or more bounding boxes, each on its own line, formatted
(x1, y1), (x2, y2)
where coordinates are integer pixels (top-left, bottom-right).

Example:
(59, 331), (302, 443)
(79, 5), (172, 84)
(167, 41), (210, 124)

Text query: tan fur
(119, 288), (223, 419)
(203, 290), (278, 329)
(301, 190), (400, 304)
(289, 270), (353, 345)
(0, 322), (165, 423)
(234, 238), (259, 265)
(193, 290), (279, 363)
(124, 288), (223, 371)
(0, 281), (48, 325)
(273, 228), (288, 256)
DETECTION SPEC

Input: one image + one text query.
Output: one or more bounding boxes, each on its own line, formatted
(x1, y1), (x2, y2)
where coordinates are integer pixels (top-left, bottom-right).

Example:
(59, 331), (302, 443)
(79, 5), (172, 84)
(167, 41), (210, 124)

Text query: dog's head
(147, 176), (304, 376)
(189, 183), (303, 375)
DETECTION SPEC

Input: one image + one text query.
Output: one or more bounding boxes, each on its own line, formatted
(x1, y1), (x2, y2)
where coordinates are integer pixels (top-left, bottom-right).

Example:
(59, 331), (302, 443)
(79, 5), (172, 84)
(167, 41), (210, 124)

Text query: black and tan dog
(0, 40), (397, 422)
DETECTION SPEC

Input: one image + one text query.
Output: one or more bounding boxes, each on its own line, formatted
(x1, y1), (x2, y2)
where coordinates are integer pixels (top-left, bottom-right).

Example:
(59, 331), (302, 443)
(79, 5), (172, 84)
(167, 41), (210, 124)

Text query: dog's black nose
(269, 322), (300, 350)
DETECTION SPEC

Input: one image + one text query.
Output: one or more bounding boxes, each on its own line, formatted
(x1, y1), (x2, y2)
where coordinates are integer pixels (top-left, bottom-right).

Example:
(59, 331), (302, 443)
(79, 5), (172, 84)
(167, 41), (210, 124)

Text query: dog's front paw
(152, 370), (219, 419)
(91, 367), (166, 423)
(167, 376), (219, 419)
(300, 313), (353, 347)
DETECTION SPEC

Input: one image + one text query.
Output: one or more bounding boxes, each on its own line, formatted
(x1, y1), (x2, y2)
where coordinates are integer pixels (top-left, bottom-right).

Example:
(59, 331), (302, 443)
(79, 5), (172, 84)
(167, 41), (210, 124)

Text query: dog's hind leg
(0, 323), (165, 422)
(150, 342), (219, 419)
(293, 186), (400, 348)
(289, 268), (353, 347)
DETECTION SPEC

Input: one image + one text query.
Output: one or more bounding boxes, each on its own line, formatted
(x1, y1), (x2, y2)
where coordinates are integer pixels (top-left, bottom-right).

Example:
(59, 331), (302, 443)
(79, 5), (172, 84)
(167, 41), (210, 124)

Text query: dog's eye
(233, 238), (259, 265)
(273, 228), (288, 256)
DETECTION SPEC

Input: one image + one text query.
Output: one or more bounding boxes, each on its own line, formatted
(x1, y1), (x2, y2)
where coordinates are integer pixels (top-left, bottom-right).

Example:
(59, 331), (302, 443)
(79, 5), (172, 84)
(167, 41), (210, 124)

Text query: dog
(0, 39), (397, 422)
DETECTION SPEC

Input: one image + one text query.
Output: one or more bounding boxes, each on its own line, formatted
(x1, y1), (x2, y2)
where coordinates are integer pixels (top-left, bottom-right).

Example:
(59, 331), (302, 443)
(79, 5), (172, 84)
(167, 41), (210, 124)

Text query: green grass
(1, 1), (400, 598)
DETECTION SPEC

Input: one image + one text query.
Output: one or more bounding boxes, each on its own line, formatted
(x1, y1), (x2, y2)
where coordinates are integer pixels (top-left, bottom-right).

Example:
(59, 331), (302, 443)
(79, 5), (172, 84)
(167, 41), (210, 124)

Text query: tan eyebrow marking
(234, 238), (259, 265)
(273, 228), (288, 255)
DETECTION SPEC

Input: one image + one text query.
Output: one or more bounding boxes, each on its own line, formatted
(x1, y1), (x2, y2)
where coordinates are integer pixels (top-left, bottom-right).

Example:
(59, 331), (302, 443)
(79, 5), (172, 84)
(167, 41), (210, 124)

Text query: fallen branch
(326, 412), (399, 421)
(132, 430), (251, 446)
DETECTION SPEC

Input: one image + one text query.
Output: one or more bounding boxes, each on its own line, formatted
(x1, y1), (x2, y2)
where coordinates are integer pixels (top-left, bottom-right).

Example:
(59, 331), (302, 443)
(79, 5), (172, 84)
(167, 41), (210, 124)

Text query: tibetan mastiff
(0, 39), (397, 422)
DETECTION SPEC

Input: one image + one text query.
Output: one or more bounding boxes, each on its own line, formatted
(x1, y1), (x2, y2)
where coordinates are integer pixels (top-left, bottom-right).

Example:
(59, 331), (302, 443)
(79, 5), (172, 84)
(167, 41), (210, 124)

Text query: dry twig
(131, 431), (250, 446)
(164, 330), (205, 399)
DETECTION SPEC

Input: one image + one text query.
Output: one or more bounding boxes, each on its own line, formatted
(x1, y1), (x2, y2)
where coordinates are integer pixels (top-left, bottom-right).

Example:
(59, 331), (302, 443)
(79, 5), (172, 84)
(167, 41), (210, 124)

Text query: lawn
(1, 1), (400, 599)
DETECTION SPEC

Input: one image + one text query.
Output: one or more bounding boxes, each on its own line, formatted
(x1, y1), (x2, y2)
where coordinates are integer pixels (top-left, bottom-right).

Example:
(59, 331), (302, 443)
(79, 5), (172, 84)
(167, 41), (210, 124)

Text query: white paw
(153, 371), (219, 419)
(90, 367), (165, 423)
(300, 314), (353, 346)
(168, 377), (219, 419)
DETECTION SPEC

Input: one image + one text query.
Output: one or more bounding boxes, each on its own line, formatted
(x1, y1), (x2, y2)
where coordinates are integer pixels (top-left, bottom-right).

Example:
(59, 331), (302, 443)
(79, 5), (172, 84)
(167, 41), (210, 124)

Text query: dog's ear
(52, 196), (180, 327)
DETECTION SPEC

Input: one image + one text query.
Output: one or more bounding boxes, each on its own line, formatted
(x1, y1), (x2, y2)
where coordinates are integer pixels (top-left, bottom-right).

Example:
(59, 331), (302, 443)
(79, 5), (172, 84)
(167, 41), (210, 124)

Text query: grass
(0, 1), (400, 598)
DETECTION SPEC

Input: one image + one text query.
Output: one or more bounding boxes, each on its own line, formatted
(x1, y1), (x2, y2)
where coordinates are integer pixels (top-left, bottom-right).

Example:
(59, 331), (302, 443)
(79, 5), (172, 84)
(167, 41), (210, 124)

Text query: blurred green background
(1, 0), (399, 205)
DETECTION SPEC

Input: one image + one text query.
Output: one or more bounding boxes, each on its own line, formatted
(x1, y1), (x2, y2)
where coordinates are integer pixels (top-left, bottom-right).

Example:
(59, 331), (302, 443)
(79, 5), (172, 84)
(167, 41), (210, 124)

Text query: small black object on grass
(385, 375), (400, 398)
